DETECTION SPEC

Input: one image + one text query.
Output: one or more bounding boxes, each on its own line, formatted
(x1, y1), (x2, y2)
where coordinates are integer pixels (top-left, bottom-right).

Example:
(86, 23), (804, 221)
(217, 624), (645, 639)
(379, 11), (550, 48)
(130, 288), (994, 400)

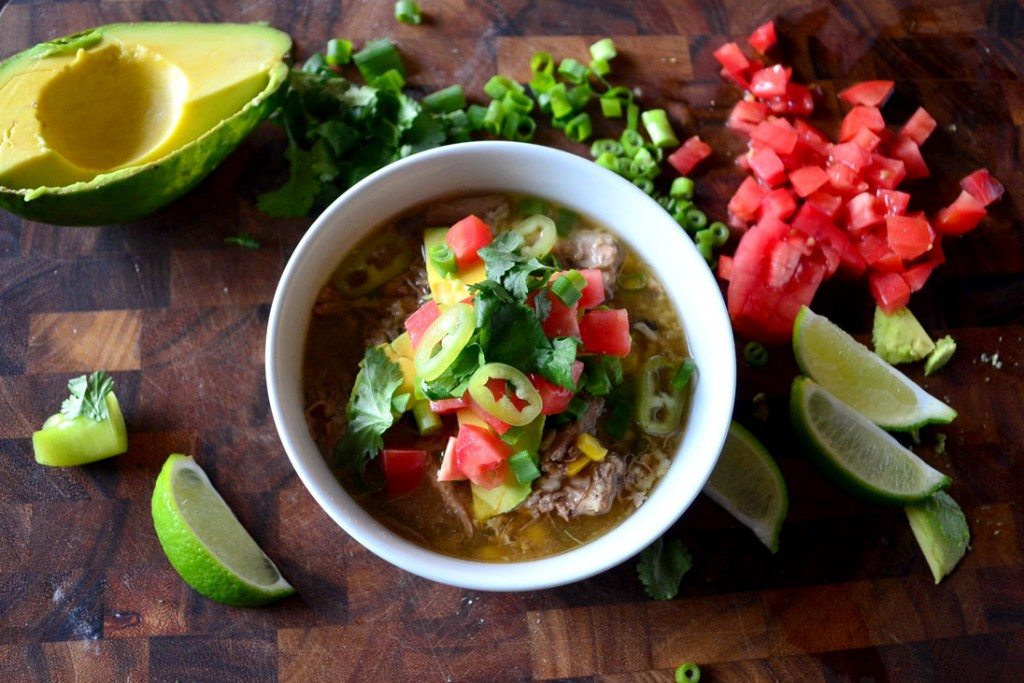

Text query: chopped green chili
(636, 355), (688, 436)
(509, 450), (541, 484)
(744, 342), (768, 367)
(423, 85), (467, 114)
(641, 109), (679, 148)
(394, 0), (422, 25)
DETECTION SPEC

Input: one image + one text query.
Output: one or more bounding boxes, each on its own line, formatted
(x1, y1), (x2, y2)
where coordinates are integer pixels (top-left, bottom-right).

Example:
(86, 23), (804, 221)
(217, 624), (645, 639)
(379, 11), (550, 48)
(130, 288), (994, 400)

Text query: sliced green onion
(551, 269), (587, 307)
(514, 115), (537, 141)
(412, 401), (441, 435)
(620, 129), (644, 157)
(744, 342), (768, 367)
(567, 84), (592, 112)
(670, 176), (695, 200)
(423, 84), (466, 114)
(370, 68), (405, 91)
(566, 396), (589, 421)
(695, 231), (714, 261)
(354, 39), (406, 81)
(466, 104), (488, 131)
(687, 208), (708, 231)
(590, 138), (623, 158)
(675, 662), (701, 683)
(641, 109), (679, 148)
(710, 221), (730, 247)
(499, 425), (526, 445)
(548, 83), (572, 119)
(565, 112), (593, 142)
(428, 243), (457, 276)
(555, 207), (579, 236)
(519, 197), (547, 215)
(617, 271), (647, 291)
(558, 57), (589, 83)
(500, 109), (522, 140)
(325, 38), (353, 66)
(626, 102), (640, 131)
(503, 90), (535, 114)
(603, 85), (634, 104)
(484, 75), (521, 100)
(600, 96), (623, 118)
(595, 151), (619, 172)
(392, 392), (411, 414)
(509, 450), (541, 484)
(394, 0), (422, 25)
(589, 58), (610, 77)
(632, 177), (654, 194)
(302, 53), (327, 74)
(529, 71), (556, 94)
(530, 51), (555, 75)
(671, 358), (697, 390)
(483, 99), (505, 135)
(589, 37), (618, 62)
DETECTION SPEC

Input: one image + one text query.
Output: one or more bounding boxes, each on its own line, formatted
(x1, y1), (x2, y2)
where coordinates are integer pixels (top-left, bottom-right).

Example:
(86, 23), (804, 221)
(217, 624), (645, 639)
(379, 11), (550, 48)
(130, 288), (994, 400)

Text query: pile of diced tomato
(712, 22), (1005, 344)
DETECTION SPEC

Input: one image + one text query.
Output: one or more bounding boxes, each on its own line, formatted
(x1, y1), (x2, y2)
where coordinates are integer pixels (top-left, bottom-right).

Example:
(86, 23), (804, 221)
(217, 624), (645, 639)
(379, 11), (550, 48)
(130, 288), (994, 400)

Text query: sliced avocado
(424, 227), (487, 305)
(924, 336), (957, 376)
(905, 491), (970, 584)
(0, 23), (291, 225)
(872, 306), (936, 365)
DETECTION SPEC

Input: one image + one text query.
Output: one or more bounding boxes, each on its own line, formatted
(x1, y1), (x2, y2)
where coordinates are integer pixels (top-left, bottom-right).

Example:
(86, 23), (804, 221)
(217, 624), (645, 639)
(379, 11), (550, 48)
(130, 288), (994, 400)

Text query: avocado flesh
(0, 22), (291, 224)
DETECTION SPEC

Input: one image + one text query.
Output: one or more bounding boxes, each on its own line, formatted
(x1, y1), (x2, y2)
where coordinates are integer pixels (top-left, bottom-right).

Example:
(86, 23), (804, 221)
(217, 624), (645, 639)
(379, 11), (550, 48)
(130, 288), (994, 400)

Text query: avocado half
(0, 22), (292, 225)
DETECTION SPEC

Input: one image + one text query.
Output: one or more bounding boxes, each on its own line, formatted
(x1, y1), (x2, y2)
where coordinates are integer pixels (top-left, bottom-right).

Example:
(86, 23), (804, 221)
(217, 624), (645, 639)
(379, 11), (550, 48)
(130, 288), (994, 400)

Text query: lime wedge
(792, 307), (956, 431)
(151, 454), (295, 607)
(905, 491), (970, 584)
(704, 422), (788, 553)
(790, 377), (951, 504)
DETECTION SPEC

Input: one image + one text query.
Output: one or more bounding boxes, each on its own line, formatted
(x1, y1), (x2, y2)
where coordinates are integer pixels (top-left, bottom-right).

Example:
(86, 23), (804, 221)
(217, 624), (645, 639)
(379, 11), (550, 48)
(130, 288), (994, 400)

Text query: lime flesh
(906, 491), (970, 584)
(704, 422), (788, 553)
(151, 454), (294, 607)
(790, 377), (951, 505)
(792, 307), (956, 431)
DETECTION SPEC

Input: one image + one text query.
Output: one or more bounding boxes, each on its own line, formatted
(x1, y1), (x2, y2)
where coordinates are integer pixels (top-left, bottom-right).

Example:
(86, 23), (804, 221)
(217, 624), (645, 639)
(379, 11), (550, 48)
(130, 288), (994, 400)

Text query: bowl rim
(266, 140), (736, 591)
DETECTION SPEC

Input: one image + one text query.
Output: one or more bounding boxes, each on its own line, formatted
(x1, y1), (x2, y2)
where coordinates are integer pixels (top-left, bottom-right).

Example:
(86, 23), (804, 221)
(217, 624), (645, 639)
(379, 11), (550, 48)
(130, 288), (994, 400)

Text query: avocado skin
(0, 26), (291, 226)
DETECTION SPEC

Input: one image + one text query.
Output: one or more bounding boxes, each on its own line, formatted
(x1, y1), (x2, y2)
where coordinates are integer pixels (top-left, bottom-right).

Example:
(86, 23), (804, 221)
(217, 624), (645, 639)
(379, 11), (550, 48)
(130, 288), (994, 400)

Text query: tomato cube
(935, 190), (987, 236)
(750, 64), (789, 98)
(900, 107), (937, 145)
(888, 136), (929, 179)
(749, 148), (786, 187)
(839, 105), (887, 142)
(846, 192), (885, 234)
(713, 42), (750, 74)
(382, 449), (428, 497)
(805, 191), (843, 219)
(729, 176), (769, 223)
(960, 168), (1005, 207)
(539, 293), (580, 338)
(748, 21), (777, 53)
(864, 155), (907, 190)
(851, 127), (882, 153)
(446, 215), (493, 268)
(901, 261), (939, 293)
(529, 362), (583, 415)
(437, 437), (466, 481)
(579, 309), (631, 357)
(788, 166), (829, 198)
(667, 136), (712, 176)
(727, 100), (770, 135)
(454, 425), (510, 489)
(876, 189), (911, 216)
(766, 82), (815, 117)
(404, 300), (441, 349)
(795, 120), (832, 158)
(760, 188), (798, 221)
(869, 271), (911, 313)
(831, 142), (872, 172)
(717, 254), (734, 281)
(751, 119), (799, 155)
(838, 80), (895, 107)
(886, 215), (934, 261)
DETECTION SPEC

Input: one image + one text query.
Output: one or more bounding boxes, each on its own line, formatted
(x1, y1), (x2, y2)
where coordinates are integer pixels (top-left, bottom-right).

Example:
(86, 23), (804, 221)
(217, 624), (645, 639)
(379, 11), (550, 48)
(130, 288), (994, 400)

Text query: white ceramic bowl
(266, 141), (735, 591)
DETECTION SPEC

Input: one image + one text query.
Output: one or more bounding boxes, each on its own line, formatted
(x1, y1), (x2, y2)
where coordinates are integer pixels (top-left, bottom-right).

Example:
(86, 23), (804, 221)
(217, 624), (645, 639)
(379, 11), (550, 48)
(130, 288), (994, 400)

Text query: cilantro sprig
(637, 537), (692, 601)
(61, 371), (115, 422)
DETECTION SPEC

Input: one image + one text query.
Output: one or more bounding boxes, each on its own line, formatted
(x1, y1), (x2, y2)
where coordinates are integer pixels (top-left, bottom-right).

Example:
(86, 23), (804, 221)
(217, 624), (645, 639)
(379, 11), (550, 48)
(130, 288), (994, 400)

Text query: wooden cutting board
(1, 0), (1022, 680)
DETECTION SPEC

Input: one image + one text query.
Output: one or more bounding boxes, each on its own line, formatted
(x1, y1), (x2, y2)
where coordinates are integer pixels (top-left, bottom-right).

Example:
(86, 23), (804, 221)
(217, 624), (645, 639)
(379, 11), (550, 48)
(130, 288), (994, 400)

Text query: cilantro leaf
(477, 297), (548, 370)
(420, 342), (483, 400)
(334, 346), (404, 482)
(256, 137), (319, 218)
(637, 537), (692, 601)
(532, 287), (552, 321)
(478, 231), (524, 284)
(535, 337), (579, 389)
(61, 371), (114, 422)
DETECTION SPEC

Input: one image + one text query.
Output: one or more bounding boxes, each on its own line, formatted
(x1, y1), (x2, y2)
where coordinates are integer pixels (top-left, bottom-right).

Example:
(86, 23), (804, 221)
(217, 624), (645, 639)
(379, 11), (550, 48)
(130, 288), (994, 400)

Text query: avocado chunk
(0, 22), (291, 225)
(872, 306), (936, 365)
(924, 335), (957, 376)
(905, 491), (970, 584)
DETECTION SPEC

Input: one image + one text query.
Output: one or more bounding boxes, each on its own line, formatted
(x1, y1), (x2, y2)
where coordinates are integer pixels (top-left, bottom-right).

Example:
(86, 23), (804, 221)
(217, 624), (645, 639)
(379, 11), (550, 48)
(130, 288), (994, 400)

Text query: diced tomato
(788, 166), (829, 198)
(453, 424), (510, 489)
(727, 100), (770, 135)
(869, 271), (911, 313)
(760, 188), (797, 221)
(805, 191), (843, 219)
(446, 215), (493, 268)
(382, 449), (428, 497)
(750, 64), (788, 98)
(713, 42), (751, 75)
(468, 394), (512, 435)
(749, 148), (786, 187)
(900, 107), (937, 145)
(429, 395), (468, 414)
(748, 21), (777, 53)
(888, 136), (929, 179)
(751, 118), (799, 155)
(579, 309), (631, 357)
(850, 127), (882, 153)
(831, 142), (872, 172)
(404, 300), (441, 349)
(717, 254), (734, 281)
(720, 67), (750, 90)
(827, 162), (860, 194)
(846, 192), (884, 234)
(551, 268), (604, 309)
(876, 189), (911, 216)
(792, 204), (865, 277)
(960, 168), (1005, 207)
(729, 176), (769, 223)
(539, 293), (580, 338)
(436, 437), (465, 482)
(795, 120), (832, 158)
(839, 106), (886, 142)
(934, 190), (987, 236)
(529, 362), (584, 415)
(886, 215), (934, 261)
(838, 80), (895, 107)
(765, 82), (814, 117)
(667, 136), (712, 176)
(863, 155), (907, 190)
(856, 232), (899, 270)
(901, 261), (938, 293)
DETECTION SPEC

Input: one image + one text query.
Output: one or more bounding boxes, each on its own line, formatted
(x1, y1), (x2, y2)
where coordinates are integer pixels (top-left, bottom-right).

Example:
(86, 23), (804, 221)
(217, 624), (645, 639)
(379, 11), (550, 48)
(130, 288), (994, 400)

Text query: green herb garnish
(224, 234), (261, 250)
(61, 371), (114, 422)
(637, 537), (692, 600)
(334, 346), (404, 483)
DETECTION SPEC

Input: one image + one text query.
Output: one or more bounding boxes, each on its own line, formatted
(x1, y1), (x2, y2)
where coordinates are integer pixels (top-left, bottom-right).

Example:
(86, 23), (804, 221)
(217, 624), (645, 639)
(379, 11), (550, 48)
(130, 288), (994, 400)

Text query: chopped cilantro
(477, 232), (555, 300)
(334, 346), (404, 484)
(637, 537), (692, 601)
(61, 371), (114, 422)
(535, 337), (580, 389)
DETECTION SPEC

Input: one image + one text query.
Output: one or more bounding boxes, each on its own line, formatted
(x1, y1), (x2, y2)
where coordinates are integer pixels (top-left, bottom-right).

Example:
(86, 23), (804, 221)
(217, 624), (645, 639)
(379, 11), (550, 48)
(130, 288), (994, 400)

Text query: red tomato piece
(750, 64), (789, 98)
(845, 192), (884, 234)
(805, 191), (843, 219)
(429, 395), (468, 414)
(795, 120), (832, 158)
(538, 292), (580, 338)
(720, 67), (750, 90)
(864, 155), (907, 190)
(436, 437), (466, 482)
(404, 300), (441, 349)
(667, 136), (712, 176)
(727, 100), (770, 135)
(827, 162), (860, 194)
(960, 168), (1005, 207)
(713, 42), (751, 75)
(468, 395), (512, 435)
(789, 166), (830, 198)
(751, 119), (799, 155)
(729, 176), (769, 223)
(382, 449), (428, 497)
(886, 215), (934, 261)
(760, 188), (798, 221)
(749, 148), (786, 187)
(529, 362), (584, 415)
(748, 21), (777, 53)
(576, 269), (606, 309)
(453, 425), (510, 489)
(850, 127), (882, 153)
(869, 271), (911, 313)
(839, 105), (886, 142)
(717, 255), (734, 281)
(766, 82), (815, 117)
(900, 107), (937, 145)
(446, 215), (493, 268)
(856, 233), (898, 270)
(579, 309), (631, 357)
(888, 136), (929, 179)
(831, 142), (872, 173)
(901, 261), (939, 293)
(838, 80), (895, 107)
(934, 190), (987, 236)
(792, 204), (865, 277)
(876, 189), (911, 216)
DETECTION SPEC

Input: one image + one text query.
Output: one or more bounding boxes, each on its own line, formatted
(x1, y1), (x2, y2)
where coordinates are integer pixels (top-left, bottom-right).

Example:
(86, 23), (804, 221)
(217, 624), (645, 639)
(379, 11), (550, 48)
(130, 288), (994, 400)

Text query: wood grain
(1, 0), (1022, 681)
